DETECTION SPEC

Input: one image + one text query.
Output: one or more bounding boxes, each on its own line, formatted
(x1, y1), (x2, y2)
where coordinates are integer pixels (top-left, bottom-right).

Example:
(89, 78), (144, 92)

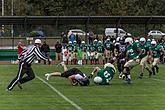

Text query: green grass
(0, 64), (165, 110)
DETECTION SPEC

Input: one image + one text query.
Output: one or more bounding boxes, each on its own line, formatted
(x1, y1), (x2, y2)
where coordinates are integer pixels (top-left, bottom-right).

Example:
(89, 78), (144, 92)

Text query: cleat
(138, 73), (143, 79)
(17, 82), (22, 89)
(45, 73), (50, 81)
(127, 78), (132, 84)
(6, 88), (11, 92)
(57, 62), (64, 67)
(121, 74), (126, 80)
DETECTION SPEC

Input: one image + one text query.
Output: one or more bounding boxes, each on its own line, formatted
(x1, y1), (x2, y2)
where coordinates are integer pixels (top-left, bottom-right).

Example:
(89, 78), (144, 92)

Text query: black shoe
(88, 74), (93, 79)
(138, 73), (143, 79)
(127, 78), (132, 84)
(17, 82), (22, 89)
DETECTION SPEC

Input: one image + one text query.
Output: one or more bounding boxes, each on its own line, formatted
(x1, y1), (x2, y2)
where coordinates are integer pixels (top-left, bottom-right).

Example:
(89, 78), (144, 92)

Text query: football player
(114, 37), (126, 79)
(88, 63), (116, 85)
(88, 42), (96, 64)
(66, 41), (74, 64)
(104, 38), (114, 63)
(80, 41), (88, 65)
(45, 62), (90, 86)
(138, 37), (152, 78)
(72, 41), (78, 64)
(150, 40), (165, 76)
(96, 41), (105, 64)
(122, 37), (139, 84)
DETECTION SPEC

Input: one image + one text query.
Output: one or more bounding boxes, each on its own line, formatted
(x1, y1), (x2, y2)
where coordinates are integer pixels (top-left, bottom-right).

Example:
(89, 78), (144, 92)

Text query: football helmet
(94, 76), (102, 84)
(139, 37), (146, 45)
(125, 37), (133, 44)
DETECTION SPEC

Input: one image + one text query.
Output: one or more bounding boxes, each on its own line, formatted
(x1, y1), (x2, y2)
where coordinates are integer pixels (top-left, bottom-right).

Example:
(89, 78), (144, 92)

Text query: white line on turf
(151, 78), (165, 82)
(36, 76), (83, 110)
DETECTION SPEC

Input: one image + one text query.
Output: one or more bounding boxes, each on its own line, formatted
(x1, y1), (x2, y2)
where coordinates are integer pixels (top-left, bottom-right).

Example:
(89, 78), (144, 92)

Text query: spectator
(41, 41), (51, 65)
(55, 41), (62, 61)
(62, 33), (68, 47)
(75, 34), (81, 46)
(17, 41), (25, 57)
(69, 33), (75, 43)
(0, 29), (4, 37)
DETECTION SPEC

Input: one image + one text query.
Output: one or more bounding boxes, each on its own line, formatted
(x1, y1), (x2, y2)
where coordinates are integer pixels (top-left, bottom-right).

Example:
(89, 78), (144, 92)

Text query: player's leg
(19, 66), (35, 84)
(138, 56), (147, 78)
(45, 72), (62, 80)
(123, 60), (134, 84)
(7, 62), (25, 91)
(151, 58), (159, 75)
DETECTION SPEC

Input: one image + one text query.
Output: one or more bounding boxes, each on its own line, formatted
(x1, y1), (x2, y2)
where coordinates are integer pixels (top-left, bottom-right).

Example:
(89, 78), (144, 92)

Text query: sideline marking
(36, 76), (83, 110)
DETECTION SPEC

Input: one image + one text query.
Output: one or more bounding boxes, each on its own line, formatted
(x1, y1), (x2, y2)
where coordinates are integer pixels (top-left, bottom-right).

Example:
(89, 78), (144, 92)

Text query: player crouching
(45, 62), (90, 86)
(88, 63), (116, 85)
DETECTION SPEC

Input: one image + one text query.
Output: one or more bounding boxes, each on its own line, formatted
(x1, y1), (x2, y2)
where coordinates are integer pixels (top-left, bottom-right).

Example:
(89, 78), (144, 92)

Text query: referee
(7, 39), (50, 91)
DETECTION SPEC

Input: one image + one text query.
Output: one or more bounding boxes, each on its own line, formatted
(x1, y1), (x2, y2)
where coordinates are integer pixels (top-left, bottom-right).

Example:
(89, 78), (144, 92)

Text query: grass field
(0, 64), (165, 110)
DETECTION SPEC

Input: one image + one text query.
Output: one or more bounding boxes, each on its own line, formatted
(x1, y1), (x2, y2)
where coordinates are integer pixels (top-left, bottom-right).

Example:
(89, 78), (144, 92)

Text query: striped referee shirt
(18, 45), (48, 64)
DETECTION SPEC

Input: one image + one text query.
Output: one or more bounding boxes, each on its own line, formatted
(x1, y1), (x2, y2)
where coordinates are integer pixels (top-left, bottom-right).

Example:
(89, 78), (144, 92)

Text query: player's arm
(88, 67), (101, 79)
(68, 75), (78, 86)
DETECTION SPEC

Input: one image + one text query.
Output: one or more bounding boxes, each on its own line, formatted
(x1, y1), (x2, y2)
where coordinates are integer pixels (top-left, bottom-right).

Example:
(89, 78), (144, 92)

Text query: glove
(88, 74), (93, 79)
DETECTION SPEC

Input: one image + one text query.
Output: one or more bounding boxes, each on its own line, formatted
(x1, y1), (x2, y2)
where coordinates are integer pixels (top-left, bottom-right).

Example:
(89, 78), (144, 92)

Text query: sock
(127, 75), (131, 79)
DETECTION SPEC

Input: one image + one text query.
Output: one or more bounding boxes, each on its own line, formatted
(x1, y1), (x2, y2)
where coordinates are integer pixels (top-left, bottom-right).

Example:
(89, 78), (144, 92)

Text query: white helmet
(152, 39), (155, 41)
(116, 37), (120, 42)
(93, 76), (102, 84)
(147, 39), (151, 42)
(107, 38), (110, 41)
(94, 39), (98, 42)
(69, 41), (72, 44)
(35, 39), (41, 44)
(140, 37), (146, 42)
(151, 40), (157, 46)
(73, 41), (77, 43)
(81, 41), (85, 44)
(98, 41), (102, 43)
(135, 40), (139, 43)
(125, 37), (133, 44)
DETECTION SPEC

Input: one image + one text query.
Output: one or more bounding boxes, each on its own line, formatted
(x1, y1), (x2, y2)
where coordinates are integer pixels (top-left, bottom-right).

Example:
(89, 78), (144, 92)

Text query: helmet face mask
(151, 41), (157, 47)
(125, 37), (133, 45)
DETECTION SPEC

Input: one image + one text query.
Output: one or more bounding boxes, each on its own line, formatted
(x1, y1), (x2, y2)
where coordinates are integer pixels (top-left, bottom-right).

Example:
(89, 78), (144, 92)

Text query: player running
(138, 37), (152, 78)
(149, 40), (165, 76)
(114, 37), (126, 79)
(88, 63), (116, 85)
(45, 62), (90, 86)
(122, 37), (140, 84)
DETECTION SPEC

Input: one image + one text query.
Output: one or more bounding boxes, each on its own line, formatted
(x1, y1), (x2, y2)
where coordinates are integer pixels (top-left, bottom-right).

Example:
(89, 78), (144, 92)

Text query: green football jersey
(126, 43), (138, 59)
(150, 45), (162, 58)
(97, 44), (104, 53)
(138, 43), (150, 59)
(73, 43), (78, 50)
(66, 44), (74, 52)
(104, 41), (113, 51)
(80, 44), (88, 52)
(97, 67), (115, 85)
(88, 44), (96, 52)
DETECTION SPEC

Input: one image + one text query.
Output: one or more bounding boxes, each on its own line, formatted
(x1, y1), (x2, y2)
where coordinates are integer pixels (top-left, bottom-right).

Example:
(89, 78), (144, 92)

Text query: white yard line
(36, 76), (83, 110)
(151, 77), (165, 82)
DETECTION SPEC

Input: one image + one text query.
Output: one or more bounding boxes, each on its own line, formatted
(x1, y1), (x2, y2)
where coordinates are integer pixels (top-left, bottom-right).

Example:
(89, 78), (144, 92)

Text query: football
(93, 76), (102, 84)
